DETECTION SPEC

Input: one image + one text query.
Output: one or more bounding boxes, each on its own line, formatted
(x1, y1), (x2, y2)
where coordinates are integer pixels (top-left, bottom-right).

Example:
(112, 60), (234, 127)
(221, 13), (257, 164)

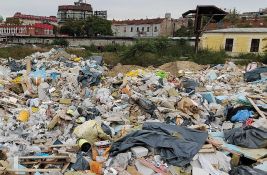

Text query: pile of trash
(0, 48), (266, 175)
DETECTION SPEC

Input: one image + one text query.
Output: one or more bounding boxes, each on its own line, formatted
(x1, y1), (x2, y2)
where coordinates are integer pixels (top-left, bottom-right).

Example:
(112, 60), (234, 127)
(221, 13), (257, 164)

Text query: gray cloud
(0, 0), (264, 20)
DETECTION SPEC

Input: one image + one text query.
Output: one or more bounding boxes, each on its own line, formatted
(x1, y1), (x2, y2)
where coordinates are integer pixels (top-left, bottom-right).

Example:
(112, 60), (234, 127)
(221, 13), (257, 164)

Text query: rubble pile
(0, 48), (266, 175)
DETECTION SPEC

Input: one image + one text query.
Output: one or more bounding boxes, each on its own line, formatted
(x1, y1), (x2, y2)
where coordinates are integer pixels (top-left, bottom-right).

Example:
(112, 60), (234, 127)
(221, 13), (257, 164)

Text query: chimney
(165, 13), (171, 20)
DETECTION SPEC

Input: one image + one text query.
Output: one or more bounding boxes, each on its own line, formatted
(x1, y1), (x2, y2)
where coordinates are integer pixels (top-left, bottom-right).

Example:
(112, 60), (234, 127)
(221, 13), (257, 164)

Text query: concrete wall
(201, 32), (267, 55)
(6, 36), (134, 46)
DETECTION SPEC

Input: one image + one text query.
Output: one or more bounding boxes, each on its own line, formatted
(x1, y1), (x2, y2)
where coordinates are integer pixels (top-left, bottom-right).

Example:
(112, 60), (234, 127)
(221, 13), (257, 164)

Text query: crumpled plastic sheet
(224, 126), (267, 149)
(110, 122), (208, 166)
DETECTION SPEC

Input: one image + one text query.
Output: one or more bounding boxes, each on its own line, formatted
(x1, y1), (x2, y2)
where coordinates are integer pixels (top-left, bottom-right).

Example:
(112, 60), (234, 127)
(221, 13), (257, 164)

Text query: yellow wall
(201, 32), (267, 54)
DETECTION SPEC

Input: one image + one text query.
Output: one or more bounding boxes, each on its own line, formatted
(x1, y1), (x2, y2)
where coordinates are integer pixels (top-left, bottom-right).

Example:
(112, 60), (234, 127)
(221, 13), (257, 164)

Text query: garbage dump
(0, 48), (266, 175)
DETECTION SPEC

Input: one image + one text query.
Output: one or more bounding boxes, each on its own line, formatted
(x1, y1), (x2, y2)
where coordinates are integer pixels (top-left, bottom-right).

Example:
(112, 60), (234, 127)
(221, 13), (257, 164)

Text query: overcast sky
(0, 0), (265, 20)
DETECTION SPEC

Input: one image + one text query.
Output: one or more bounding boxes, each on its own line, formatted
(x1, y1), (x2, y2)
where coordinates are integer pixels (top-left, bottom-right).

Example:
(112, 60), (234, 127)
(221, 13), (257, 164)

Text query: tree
(59, 16), (112, 37)
(60, 20), (85, 37)
(52, 39), (69, 47)
(175, 26), (194, 37)
(84, 16), (113, 37)
(224, 8), (240, 24)
(5, 18), (22, 25)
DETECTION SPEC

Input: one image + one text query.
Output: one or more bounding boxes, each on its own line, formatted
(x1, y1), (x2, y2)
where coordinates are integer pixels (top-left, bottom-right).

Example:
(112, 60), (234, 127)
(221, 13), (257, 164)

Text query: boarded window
(225, 38), (234, 52)
(250, 39), (260, 52)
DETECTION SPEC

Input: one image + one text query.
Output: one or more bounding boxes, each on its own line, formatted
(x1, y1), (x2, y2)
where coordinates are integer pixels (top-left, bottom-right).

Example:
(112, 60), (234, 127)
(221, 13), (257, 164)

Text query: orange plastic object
(90, 161), (102, 174)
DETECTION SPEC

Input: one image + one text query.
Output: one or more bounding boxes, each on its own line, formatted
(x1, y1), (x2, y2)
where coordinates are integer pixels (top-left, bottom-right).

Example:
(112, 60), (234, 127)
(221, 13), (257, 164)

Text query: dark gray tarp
(224, 126), (267, 149)
(244, 67), (267, 82)
(229, 165), (267, 175)
(110, 122), (208, 166)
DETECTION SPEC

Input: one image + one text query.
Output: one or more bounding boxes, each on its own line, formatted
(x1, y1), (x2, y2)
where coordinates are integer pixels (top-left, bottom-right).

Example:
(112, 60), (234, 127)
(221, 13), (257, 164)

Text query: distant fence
(3, 36), (135, 46)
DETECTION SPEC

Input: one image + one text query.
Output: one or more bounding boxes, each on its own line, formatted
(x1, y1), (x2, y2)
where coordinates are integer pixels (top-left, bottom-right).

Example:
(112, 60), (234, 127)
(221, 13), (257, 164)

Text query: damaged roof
(205, 28), (267, 33)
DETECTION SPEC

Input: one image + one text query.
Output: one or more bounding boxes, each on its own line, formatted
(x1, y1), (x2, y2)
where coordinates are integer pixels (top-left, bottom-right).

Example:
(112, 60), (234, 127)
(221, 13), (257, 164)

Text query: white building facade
(112, 15), (188, 38)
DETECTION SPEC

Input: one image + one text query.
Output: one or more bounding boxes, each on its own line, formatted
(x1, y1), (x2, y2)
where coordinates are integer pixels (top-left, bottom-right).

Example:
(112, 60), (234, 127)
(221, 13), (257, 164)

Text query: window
(147, 27), (150, 32)
(250, 39), (260, 52)
(142, 27), (144, 32)
(225, 38), (234, 52)
(137, 27), (139, 32)
(124, 27), (126, 33)
(154, 26), (158, 32)
(131, 27), (133, 32)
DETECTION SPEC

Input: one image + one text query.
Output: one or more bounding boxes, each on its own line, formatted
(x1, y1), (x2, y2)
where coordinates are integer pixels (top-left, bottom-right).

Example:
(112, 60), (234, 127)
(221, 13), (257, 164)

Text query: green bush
(231, 53), (264, 65)
(52, 39), (69, 47)
(83, 44), (98, 52)
(191, 50), (227, 65)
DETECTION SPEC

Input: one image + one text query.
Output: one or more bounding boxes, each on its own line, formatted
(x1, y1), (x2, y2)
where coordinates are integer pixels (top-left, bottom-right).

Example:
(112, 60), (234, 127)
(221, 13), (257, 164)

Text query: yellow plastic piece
(126, 69), (145, 77)
(18, 110), (30, 122)
(73, 57), (81, 62)
(11, 76), (22, 84)
(31, 107), (39, 113)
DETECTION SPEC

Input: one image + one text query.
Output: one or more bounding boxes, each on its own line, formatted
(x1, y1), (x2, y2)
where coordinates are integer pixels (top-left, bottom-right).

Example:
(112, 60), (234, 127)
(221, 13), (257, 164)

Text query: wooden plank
(21, 161), (66, 165)
(48, 144), (78, 148)
(61, 162), (70, 173)
(201, 144), (213, 149)
(19, 156), (69, 159)
(7, 168), (61, 173)
(199, 148), (215, 153)
(247, 95), (267, 100)
(247, 97), (266, 118)
(26, 58), (31, 75)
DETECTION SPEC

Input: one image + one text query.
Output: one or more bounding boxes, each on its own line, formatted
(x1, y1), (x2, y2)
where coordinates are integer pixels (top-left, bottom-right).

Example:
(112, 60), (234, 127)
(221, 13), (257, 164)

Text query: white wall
(112, 24), (160, 37)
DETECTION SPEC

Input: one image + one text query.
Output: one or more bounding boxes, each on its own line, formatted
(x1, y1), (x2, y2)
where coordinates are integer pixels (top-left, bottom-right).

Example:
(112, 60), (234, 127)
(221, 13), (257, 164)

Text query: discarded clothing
(224, 126), (267, 149)
(72, 153), (89, 171)
(78, 69), (102, 87)
(136, 98), (157, 118)
(110, 122), (208, 166)
(229, 165), (267, 175)
(73, 120), (111, 144)
(8, 59), (26, 72)
(231, 110), (253, 122)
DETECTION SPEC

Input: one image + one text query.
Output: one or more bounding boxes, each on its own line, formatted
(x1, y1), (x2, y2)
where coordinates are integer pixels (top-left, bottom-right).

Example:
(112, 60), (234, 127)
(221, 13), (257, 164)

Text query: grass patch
(65, 48), (92, 58)
(0, 45), (52, 59)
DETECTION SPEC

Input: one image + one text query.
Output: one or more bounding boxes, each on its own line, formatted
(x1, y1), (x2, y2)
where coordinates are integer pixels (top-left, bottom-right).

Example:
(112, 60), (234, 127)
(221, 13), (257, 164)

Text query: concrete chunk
(131, 146), (148, 158)
(135, 160), (154, 175)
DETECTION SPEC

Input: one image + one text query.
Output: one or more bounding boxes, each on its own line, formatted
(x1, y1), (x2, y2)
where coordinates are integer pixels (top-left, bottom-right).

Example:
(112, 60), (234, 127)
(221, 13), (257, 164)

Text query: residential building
(0, 23), (54, 36)
(6, 12), (58, 26)
(94, 11), (107, 19)
(57, 0), (93, 23)
(112, 14), (188, 38)
(201, 28), (267, 55)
